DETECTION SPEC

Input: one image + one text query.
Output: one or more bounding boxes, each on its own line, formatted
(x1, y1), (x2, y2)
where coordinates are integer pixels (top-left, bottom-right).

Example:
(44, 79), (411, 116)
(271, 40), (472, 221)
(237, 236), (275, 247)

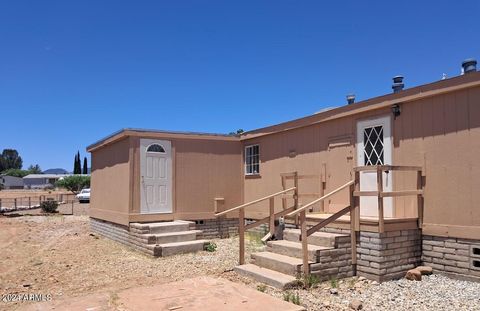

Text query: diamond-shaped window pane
(363, 125), (384, 166)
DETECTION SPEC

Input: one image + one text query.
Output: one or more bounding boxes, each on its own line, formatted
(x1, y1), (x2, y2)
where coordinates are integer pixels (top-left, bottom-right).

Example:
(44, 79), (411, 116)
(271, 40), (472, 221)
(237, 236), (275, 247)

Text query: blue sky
(0, 1), (479, 171)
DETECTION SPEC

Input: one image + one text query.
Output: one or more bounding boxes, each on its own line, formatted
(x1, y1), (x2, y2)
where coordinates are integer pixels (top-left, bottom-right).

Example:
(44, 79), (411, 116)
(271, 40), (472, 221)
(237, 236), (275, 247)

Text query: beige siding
(90, 138), (131, 225)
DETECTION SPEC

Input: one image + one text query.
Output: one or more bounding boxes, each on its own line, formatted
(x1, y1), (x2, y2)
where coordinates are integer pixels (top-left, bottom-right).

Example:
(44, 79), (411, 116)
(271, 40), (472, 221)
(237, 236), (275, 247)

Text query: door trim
(140, 139), (173, 214)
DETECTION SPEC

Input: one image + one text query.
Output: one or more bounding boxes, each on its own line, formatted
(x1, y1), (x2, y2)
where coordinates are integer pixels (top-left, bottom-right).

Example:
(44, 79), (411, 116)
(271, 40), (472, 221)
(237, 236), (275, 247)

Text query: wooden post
(0, 198), (2, 208)
(354, 171), (360, 231)
(417, 170), (424, 229)
(349, 184), (357, 269)
(14, 198), (17, 209)
(320, 163), (326, 212)
(281, 175), (287, 211)
(28, 197), (31, 208)
(294, 172), (299, 227)
(269, 197), (275, 236)
(239, 207), (245, 265)
(300, 210), (310, 276)
(377, 167), (385, 233)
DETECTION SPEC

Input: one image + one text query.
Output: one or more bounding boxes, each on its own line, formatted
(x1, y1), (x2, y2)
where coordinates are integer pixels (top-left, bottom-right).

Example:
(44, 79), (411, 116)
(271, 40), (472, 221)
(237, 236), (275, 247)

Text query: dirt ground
(0, 214), (261, 311)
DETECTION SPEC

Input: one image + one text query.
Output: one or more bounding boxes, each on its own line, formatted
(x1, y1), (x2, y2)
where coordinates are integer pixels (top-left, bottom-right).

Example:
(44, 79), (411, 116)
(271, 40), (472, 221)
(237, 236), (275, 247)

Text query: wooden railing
(215, 186), (297, 265)
(285, 180), (356, 276)
(352, 165), (424, 233)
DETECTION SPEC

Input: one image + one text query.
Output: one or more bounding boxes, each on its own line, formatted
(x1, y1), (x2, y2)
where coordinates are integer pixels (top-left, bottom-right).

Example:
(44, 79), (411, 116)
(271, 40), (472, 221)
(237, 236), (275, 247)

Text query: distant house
(0, 175), (24, 189)
(23, 174), (70, 189)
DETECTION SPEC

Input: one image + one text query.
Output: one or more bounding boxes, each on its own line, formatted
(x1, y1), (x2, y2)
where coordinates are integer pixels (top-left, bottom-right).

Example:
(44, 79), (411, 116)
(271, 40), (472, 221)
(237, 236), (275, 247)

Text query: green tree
(55, 175), (90, 194)
(0, 149), (23, 172)
(27, 164), (42, 174)
(83, 157), (88, 174)
(228, 129), (245, 136)
(1, 168), (31, 178)
(73, 151), (82, 174)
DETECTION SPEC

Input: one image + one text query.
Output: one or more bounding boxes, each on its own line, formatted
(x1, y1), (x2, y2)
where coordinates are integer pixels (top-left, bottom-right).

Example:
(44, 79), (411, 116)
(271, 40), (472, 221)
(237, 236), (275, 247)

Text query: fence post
(377, 167), (385, 233)
(269, 197), (275, 237)
(354, 171), (360, 231)
(14, 198), (17, 209)
(28, 197), (31, 208)
(293, 172), (299, 227)
(239, 207), (245, 265)
(349, 183), (358, 273)
(0, 198), (2, 208)
(300, 209), (310, 276)
(417, 170), (424, 228)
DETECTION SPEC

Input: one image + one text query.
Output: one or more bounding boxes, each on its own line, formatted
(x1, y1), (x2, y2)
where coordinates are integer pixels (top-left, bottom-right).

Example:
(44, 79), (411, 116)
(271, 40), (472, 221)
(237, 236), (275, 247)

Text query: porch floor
(300, 212), (419, 233)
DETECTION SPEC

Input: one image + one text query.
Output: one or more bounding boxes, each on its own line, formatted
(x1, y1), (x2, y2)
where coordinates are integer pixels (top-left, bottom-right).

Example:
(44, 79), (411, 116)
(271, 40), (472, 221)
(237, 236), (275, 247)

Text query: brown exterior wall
(242, 84), (480, 240)
(90, 137), (132, 225)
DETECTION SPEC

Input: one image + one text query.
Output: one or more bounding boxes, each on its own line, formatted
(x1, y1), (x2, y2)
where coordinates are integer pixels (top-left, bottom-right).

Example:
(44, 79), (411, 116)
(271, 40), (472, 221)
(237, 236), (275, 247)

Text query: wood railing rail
(214, 180), (298, 265)
(353, 165), (424, 233)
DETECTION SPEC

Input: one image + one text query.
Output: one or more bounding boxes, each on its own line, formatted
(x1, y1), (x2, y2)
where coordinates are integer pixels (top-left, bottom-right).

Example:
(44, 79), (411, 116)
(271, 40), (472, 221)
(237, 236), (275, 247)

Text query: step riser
(149, 224), (191, 234)
(234, 265), (298, 289)
(156, 232), (198, 244)
(161, 241), (207, 256)
(267, 245), (319, 262)
(252, 255), (301, 276)
(284, 230), (351, 247)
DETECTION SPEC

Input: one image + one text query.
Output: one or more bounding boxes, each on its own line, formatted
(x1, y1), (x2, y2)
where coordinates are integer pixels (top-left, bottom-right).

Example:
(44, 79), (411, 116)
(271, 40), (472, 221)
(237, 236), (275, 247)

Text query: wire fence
(0, 193), (78, 213)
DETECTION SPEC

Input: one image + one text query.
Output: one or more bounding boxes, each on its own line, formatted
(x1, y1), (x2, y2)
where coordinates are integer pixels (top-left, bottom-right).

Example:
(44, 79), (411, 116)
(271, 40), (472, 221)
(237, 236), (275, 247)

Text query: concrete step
(234, 264), (299, 289)
(158, 239), (208, 256)
(143, 230), (202, 245)
(284, 229), (350, 247)
(130, 220), (193, 234)
(267, 240), (332, 262)
(252, 251), (312, 276)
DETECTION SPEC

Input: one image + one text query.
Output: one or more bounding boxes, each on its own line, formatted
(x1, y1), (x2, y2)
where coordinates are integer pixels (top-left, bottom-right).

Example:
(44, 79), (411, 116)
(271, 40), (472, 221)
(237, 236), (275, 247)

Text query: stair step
(267, 240), (332, 262)
(234, 264), (299, 289)
(158, 239), (208, 256)
(131, 220), (193, 234)
(252, 251), (312, 276)
(284, 229), (350, 247)
(143, 230), (202, 244)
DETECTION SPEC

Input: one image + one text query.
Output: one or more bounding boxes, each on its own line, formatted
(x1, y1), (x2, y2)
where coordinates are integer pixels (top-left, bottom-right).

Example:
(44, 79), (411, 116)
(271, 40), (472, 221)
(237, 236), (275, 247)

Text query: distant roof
(43, 168), (69, 174)
(23, 174), (71, 179)
(87, 128), (239, 151)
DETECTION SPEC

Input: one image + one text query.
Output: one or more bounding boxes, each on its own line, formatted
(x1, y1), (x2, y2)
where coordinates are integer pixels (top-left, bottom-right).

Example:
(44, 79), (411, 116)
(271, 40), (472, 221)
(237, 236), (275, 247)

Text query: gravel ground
(1, 215), (480, 311)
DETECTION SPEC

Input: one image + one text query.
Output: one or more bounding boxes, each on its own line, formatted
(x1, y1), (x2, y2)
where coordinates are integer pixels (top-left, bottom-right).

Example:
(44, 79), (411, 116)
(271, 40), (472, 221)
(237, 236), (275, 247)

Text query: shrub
(40, 200), (58, 213)
(257, 284), (267, 292)
(330, 277), (338, 288)
(55, 175), (90, 194)
(283, 291), (301, 305)
(205, 242), (217, 252)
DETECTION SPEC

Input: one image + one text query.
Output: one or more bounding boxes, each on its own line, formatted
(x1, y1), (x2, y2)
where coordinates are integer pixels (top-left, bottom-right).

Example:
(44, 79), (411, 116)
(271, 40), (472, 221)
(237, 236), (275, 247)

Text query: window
(147, 144), (165, 153)
(245, 145), (260, 175)
(363, 125), (384, 165)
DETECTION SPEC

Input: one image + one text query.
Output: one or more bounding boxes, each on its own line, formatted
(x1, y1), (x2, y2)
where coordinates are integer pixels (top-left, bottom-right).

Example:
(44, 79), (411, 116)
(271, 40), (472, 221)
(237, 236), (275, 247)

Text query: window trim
(244, 144), (260, 176)
(146, 143), (166, 153)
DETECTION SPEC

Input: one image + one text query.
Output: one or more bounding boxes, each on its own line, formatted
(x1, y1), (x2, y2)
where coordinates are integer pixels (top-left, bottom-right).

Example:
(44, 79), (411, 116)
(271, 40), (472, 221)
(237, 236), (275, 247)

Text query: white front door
(356, 116), (393, 217)
(140, 139), (172, 214)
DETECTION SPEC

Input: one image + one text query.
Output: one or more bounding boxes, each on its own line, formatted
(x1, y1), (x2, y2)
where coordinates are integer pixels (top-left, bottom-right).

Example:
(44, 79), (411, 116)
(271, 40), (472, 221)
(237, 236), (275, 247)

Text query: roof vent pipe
(392, 75), (404, 93)
(462, 58), (477, 74)
(346, 94), (355, 105)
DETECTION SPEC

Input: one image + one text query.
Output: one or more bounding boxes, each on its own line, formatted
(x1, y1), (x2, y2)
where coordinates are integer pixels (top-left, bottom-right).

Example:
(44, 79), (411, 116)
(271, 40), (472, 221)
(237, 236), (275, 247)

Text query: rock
(405, 269), (422, 281)
(330, 288), (338, 295)
(416, 266), (433, 275)
(349, 299), (363, 310)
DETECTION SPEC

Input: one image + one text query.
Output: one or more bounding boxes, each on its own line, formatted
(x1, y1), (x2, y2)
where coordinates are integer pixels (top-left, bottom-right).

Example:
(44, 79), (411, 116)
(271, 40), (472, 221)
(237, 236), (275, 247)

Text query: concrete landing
(20, 277), (305, 311)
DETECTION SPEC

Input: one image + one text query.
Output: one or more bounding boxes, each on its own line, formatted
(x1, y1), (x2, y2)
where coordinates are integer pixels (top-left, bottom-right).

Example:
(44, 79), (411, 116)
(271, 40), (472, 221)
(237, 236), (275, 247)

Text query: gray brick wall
(422, 235), (480, 281)
(356, 229), (422, 282)
(195, 218), (239, 239)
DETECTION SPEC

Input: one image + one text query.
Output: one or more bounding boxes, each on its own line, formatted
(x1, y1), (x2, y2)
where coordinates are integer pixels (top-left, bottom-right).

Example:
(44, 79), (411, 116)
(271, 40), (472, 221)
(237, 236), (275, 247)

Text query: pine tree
(76, 151), (81, 174)
(83, 157), (88, 174)
(73, 154), (78, 174)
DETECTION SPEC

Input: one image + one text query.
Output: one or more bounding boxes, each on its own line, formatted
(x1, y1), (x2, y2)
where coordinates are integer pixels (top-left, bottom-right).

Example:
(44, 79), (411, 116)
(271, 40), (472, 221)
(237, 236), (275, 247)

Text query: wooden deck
(296, 213), (419, 233)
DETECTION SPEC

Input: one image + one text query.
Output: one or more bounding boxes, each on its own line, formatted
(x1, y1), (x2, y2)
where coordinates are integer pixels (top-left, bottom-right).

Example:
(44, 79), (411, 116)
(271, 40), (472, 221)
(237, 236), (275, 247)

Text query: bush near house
(55, 175), (90, 194)
(40, 200), (58, 213)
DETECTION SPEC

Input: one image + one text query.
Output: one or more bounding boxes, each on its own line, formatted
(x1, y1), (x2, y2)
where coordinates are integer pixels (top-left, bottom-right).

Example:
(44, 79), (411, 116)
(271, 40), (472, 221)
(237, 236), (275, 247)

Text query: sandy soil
(0, 215), (261, 311)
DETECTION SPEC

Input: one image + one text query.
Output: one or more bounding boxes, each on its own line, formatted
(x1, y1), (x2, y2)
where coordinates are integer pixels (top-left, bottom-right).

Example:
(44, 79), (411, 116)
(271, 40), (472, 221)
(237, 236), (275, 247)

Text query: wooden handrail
(214, 187), (296, 217)
(354, 165), (422, 172)
(285, 180), (354, 217)
(305, 205), (352, 237)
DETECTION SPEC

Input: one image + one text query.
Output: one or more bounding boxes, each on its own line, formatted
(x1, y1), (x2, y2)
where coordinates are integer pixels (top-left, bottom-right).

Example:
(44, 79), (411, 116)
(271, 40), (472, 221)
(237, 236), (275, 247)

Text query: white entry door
(140, 139), (172, 214)
(356, 116), (393, 217)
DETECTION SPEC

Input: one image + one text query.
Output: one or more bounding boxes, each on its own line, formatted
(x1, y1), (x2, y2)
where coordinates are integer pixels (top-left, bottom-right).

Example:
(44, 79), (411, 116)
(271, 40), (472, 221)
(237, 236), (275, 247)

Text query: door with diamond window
(356, 116), (393, 217)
